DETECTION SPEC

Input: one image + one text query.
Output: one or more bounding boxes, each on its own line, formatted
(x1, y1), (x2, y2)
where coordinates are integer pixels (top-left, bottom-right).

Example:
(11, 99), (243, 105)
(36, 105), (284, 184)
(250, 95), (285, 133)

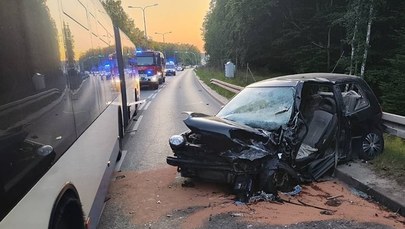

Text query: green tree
(102, 0), (148, 48)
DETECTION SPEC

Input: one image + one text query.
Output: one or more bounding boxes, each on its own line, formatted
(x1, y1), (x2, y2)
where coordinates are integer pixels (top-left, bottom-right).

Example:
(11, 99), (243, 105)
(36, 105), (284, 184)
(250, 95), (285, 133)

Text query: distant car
(165, 64), (176, 76)
(176, 66), (184, 71)
(167, 73), (384, 200)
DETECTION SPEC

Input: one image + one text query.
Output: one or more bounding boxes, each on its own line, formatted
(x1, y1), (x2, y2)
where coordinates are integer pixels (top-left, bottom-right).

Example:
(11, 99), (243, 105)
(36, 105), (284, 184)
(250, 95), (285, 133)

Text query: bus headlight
(169, 135), (185, 149)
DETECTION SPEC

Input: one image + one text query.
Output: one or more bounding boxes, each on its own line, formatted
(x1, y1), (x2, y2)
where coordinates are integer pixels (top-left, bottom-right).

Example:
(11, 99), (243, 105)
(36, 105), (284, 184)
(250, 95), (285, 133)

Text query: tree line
(203, 0), (405, 115)
(102, 0), (200, 66)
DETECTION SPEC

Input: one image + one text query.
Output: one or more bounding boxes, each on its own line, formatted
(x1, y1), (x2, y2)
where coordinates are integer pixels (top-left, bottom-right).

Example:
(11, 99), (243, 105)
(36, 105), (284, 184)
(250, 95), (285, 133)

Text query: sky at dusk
(121, 0), (211, 52)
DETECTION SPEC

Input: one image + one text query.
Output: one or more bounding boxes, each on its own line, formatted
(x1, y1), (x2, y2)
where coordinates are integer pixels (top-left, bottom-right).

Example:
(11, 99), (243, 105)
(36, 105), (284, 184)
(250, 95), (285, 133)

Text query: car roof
(247, 73), (362, 88)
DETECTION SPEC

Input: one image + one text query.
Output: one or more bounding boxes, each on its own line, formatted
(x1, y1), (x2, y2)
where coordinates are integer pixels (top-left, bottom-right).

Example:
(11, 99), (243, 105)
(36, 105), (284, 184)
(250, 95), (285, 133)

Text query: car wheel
(359, 129), (384, 160)
(154, 83), (159, 90)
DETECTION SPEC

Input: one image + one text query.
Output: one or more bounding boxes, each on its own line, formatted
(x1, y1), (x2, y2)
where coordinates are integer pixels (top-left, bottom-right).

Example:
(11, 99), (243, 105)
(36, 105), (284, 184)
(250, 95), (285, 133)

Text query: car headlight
(169, 135), (185, 149)
(157, 71), (162, 76)
(151, 76), (157, 82)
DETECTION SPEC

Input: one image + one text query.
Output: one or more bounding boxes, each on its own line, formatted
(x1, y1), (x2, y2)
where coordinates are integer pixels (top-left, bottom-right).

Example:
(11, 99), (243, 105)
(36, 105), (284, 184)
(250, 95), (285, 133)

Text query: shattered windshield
(217, 87), (295, 130)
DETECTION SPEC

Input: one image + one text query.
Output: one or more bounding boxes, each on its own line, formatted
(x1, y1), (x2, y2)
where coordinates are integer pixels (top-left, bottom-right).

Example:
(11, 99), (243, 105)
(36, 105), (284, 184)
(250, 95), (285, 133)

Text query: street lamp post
(128, 4), (158, 39)
(155, 31), (172, 43)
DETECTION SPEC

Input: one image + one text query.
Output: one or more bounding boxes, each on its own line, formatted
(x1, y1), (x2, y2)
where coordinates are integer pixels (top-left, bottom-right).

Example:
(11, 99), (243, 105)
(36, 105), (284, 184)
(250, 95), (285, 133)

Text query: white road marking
(144, 101), (152, 110)
(147, 94), (153, 99)
(128, 99), (146, 106)
(130, 115), (143, 135)
(115, 150), (127, 171)
(152, 93), (157, 99)
(139, 102), (146, 110)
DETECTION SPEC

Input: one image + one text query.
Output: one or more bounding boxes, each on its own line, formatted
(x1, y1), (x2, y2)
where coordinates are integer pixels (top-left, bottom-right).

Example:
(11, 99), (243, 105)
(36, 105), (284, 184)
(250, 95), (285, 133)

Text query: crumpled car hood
(182, 112), (274, 160)
(184, 112), (267, 139)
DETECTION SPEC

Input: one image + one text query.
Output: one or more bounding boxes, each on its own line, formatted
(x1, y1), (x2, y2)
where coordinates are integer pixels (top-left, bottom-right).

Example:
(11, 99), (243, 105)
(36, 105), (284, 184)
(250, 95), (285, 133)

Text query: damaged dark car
(167, 73), (384, 200)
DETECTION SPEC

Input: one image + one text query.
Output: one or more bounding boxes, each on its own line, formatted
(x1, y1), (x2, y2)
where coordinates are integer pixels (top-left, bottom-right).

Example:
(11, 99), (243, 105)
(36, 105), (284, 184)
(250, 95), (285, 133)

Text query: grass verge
(371, 134), (405, 185)
(195, 67), (280, 99)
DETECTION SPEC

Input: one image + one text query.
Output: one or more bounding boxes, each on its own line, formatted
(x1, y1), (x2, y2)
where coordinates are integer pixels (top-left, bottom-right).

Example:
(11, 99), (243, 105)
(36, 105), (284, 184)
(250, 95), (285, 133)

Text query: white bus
(0, 0), (139, 228)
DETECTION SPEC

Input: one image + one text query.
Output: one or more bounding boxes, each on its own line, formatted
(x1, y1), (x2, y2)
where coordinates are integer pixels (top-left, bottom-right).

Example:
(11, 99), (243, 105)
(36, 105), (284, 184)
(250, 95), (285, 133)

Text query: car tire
(154, 84), (159, 90)
(359, 129), (384, 161)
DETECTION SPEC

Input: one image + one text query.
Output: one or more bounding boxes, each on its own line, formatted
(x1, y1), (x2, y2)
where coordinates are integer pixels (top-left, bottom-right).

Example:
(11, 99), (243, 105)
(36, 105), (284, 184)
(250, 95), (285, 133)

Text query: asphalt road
(97, 69), (400, 229)
(119, 68), (221, 172)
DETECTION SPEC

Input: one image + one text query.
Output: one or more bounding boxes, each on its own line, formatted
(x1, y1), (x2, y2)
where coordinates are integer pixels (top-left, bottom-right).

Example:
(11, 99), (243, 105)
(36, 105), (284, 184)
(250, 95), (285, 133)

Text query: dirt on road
(106, 166), (405, 229)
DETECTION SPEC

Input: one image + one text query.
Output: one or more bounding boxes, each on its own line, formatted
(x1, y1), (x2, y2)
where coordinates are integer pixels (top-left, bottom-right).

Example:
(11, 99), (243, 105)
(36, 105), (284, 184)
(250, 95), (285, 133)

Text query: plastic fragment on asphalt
(350, 188), (369, 199)
(230, 213), (243, 217)
(249, 191), (276, 203)
(283, 185), (302, 196)
(234, 201), (245, 206)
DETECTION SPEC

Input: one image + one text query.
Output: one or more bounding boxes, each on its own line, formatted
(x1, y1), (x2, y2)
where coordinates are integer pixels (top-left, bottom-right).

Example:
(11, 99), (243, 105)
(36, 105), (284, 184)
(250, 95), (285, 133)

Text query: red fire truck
(135, 50), (165, 90)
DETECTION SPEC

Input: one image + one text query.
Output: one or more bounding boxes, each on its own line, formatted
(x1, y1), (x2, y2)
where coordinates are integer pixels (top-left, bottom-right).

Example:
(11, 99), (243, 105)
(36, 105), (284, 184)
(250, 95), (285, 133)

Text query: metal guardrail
(382, 112), (405, 138)
(210, 78), (405, 139)
(210, 79), (244, 94)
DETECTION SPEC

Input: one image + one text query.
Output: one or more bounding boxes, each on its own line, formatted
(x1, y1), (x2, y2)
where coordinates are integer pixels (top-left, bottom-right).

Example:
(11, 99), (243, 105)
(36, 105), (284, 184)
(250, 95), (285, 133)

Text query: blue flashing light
(146, 70), (153, 76)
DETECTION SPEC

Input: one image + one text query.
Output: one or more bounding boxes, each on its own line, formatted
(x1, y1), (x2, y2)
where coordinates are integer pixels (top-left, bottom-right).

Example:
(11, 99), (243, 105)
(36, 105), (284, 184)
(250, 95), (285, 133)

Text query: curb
(335, 164), (405, 216)
(192, 70), (229, 106)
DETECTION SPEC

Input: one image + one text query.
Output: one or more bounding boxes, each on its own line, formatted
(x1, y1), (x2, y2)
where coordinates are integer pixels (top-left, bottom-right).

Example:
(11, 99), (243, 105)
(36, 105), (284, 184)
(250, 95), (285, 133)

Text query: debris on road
(230, 212), (243, 217)
(248, 191), (277, 203)
(320, 210), (334, 215)
(326, 194), (343, 200)
(283, 185), (302, 196)
(115, 175), (126, 180)
(103, 167), (405, 229)
(325, 198), (343, 207)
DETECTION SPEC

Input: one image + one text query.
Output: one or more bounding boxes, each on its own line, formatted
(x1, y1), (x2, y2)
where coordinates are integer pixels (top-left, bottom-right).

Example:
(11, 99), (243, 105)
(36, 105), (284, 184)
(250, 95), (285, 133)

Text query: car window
(217, 87), (295, 130)
(300, 83), (336, 121)
(339, 83), (370, 114)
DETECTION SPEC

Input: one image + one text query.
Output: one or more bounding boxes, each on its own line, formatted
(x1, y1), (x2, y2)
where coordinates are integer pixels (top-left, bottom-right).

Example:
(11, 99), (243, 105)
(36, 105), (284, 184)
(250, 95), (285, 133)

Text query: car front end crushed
(166, 110), (304, 200)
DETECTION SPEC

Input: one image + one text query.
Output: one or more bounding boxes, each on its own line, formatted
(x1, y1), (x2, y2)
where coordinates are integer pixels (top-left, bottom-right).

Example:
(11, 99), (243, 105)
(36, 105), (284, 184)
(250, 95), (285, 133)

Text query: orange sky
(122, 0), (211, 52)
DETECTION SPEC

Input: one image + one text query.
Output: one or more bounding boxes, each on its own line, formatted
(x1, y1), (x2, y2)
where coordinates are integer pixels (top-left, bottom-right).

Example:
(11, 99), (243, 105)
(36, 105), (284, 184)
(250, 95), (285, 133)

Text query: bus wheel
(50, 193), (85, 229)
(134, 89), (138, 116)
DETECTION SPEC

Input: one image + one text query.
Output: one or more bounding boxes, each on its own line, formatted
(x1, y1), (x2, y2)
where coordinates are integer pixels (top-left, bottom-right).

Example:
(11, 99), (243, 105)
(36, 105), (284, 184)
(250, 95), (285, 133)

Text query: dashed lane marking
(139, 102), (146, 110)
(143, 101), (152, 110)
(130, 115), (144, 135)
